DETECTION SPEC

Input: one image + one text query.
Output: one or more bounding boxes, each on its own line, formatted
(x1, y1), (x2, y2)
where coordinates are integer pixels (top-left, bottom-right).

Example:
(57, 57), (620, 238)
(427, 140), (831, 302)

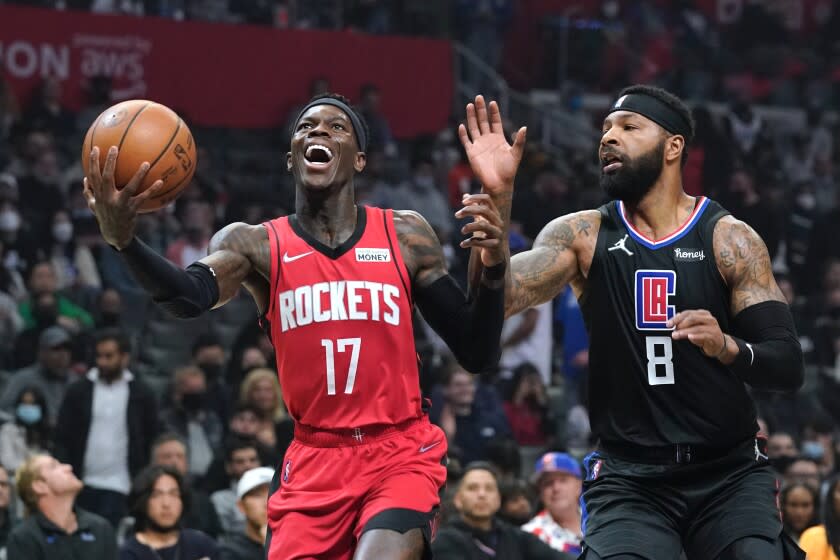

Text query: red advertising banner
(0, 5), (453, 137)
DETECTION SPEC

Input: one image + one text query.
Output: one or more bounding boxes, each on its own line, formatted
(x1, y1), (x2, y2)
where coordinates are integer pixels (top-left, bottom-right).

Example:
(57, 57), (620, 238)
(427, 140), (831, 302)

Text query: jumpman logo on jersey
(608, 234), (634, 256)
(754, 440), (769, 462)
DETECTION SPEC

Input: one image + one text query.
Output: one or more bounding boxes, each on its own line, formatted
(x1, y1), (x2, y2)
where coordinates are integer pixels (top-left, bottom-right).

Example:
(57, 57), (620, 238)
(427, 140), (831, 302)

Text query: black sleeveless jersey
(579, 197), (759, 447)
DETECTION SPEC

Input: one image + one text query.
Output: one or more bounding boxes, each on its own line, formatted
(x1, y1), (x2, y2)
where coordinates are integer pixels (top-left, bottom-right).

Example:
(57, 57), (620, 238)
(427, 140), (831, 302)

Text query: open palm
(458, 95), (526, 197)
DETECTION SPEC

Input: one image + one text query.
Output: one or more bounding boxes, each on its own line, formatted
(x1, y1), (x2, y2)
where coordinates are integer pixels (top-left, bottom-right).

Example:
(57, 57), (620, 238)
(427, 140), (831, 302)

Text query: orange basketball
(82, 99), (197, 213)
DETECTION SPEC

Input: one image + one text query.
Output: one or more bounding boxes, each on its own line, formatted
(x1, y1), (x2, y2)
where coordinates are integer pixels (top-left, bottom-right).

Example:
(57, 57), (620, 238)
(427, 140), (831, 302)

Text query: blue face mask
(801, 440), (825, 461)
(16, 403), (42, 425)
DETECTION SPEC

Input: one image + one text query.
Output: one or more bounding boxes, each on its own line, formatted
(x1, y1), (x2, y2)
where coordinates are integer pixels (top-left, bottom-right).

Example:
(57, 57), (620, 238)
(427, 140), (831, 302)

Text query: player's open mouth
(601, 153), (623, 173)
(305, 144), (334, 167)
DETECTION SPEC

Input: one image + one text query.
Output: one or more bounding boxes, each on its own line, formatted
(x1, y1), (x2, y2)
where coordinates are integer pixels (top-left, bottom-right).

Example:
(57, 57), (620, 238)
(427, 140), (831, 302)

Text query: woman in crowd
(238, 369), (292, 459)
(0, 386), (50, 473)
(44, 209), (101, 291)
(780, 481), (818, 543)
(502, 362), (554, 447)
(800, 475), (840, 559)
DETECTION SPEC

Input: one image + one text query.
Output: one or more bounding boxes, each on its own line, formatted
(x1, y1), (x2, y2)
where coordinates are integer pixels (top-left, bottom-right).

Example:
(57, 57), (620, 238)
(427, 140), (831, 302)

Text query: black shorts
(580, 437), (783, 560)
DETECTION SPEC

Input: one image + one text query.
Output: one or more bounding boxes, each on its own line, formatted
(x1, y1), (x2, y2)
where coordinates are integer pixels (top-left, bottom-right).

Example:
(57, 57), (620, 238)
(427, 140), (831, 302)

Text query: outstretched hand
(83, 146), (164, 250)
(458, 95), (526, 197)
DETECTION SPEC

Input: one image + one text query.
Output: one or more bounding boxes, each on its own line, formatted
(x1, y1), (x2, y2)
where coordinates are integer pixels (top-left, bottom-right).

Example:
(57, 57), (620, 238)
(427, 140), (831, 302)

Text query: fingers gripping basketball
(81, 99), (197, 213)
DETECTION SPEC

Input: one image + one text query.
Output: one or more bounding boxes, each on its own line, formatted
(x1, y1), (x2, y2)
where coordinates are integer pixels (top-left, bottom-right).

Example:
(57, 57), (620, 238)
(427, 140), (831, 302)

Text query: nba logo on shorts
(591, 459), (603, 480)
(283, 460), (292, 482)
(635, 270), (676, 330)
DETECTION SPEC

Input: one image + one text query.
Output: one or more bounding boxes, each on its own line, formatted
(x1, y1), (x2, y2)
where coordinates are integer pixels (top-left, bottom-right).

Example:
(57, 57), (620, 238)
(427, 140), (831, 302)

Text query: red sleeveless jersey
(262, 206), (423, 430)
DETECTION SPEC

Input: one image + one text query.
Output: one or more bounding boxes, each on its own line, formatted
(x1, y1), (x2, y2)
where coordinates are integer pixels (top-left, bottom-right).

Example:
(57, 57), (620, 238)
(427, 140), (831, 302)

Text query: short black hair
(224, 436), (260, 463)
(129, 465), (190, 531)
(618, 84), (695, 165)
(457, 461), (500, 491)
(152, 432), (187, 455)
(94, 328), (131, 354)
(306, 92), (370, 152)
(191, 333), (222, 357)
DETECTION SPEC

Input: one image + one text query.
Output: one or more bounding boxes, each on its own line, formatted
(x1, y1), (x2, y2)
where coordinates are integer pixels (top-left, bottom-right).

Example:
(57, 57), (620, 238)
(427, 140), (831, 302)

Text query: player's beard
(600, 139), (665, 204)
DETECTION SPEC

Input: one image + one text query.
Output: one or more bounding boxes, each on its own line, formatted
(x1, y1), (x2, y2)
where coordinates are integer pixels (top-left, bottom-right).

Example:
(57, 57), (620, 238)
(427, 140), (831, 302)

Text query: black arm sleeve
(116, 237), (219, 318)
(414, 263), (505, 373)
(728, 300), (804, 391)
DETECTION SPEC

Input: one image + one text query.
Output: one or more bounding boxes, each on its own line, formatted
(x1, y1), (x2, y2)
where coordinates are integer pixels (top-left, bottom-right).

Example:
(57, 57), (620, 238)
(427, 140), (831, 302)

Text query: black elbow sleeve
(156, 262), (220, 319)
(729, 301), (804, 391)
(415, 272), (505, 373)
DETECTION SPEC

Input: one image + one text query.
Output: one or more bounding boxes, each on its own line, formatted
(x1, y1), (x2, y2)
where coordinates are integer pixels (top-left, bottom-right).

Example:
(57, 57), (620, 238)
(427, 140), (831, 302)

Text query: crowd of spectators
(0, 1), (838, 558)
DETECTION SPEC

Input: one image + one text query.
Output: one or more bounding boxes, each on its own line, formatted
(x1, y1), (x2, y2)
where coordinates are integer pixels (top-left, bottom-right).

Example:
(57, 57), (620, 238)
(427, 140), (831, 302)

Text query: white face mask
(0, 209), (20, 233)
(52, 222), (73, 243)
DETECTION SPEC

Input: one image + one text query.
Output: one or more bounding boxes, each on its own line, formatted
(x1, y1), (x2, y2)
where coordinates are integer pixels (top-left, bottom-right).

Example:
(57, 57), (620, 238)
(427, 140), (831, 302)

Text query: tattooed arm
(673, 215), (802, 390)
(395, 209), (506, 373)
(504, 210), (600, 318)
(714, 216), (786, 314)
(204, 223), (271, 312)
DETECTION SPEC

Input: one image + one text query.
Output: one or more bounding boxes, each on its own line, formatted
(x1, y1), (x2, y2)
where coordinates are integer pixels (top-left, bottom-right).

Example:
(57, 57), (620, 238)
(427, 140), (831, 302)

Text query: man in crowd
(432, 462), (570, 559)
(219, 466), (273, 560)
(211, 438), (261, 535)
(54, 328), (160, 526)
(151, 432), (222, 538)
(7, 454), (116, 559)
(0, 326), (74, 425)
(432, 364), (511, 466)
(522, 452), (583, 555)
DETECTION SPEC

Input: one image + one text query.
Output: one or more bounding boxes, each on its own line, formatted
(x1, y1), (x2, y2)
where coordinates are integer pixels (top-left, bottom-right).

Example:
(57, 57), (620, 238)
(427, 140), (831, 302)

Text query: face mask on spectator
(16, 403), (42, 425)
(52, 222), (73, 243)
(801, 440), (825, 461)
(198, 362), (222, 382)
(181, 391), (206, 412)
(101, 311), (120, 327)
(0, 209), (20, 233)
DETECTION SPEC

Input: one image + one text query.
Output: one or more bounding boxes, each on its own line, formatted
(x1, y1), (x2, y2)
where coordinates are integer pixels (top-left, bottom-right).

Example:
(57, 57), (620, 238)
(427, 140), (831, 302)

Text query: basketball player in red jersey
(82, 93), (526, 559)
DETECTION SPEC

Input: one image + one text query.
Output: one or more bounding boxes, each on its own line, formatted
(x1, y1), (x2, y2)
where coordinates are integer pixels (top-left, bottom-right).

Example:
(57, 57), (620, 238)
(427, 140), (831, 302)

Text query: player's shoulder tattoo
(209, 222), (270, 276)
(535, 209), (601, 252)
(507, 210), (600, 316)
(392, 210), (446, 287)
(713, 215), (785, 314)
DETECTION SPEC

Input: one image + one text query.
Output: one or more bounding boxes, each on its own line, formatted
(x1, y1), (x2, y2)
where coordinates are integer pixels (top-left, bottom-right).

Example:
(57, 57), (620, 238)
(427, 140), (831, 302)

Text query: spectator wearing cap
(120, 464), (218, 560)
(0, 326), (74, 426)
(7, 453), (116, 560)
(433, 462), (571, 560)
(219, 466), (273, 560)
(522, 452), (583, 556)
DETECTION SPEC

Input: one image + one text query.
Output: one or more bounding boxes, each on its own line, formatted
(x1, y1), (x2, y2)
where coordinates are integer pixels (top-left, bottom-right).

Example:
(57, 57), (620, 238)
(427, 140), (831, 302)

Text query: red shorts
(265, 416), (448, 560)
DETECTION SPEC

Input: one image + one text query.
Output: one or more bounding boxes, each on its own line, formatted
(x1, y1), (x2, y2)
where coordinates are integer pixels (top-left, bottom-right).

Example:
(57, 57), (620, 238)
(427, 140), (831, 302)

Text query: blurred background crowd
(0, 0), (839, 559)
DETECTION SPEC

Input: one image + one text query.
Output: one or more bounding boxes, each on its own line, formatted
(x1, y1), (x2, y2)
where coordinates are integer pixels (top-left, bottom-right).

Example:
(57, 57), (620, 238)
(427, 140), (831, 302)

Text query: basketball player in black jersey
(462, 87), (804, 559)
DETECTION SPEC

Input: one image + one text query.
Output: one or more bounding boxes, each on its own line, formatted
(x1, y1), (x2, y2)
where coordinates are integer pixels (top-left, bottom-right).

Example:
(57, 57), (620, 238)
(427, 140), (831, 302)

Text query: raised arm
(83, 146), (266, 317)
(671, 215), (803, 391)
(506, 211), (597, 317)
(395, 205), (506, 373)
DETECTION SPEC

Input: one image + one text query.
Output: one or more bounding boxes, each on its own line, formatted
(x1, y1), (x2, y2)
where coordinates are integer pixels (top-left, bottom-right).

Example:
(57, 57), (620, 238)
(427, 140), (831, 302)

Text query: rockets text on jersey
(262, 206), (424, 430)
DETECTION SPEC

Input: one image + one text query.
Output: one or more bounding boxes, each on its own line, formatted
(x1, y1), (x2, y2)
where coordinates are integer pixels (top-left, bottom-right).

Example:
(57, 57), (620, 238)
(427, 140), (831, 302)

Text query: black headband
(607, 93), (691, 138)
(295, 98), (368, 152)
